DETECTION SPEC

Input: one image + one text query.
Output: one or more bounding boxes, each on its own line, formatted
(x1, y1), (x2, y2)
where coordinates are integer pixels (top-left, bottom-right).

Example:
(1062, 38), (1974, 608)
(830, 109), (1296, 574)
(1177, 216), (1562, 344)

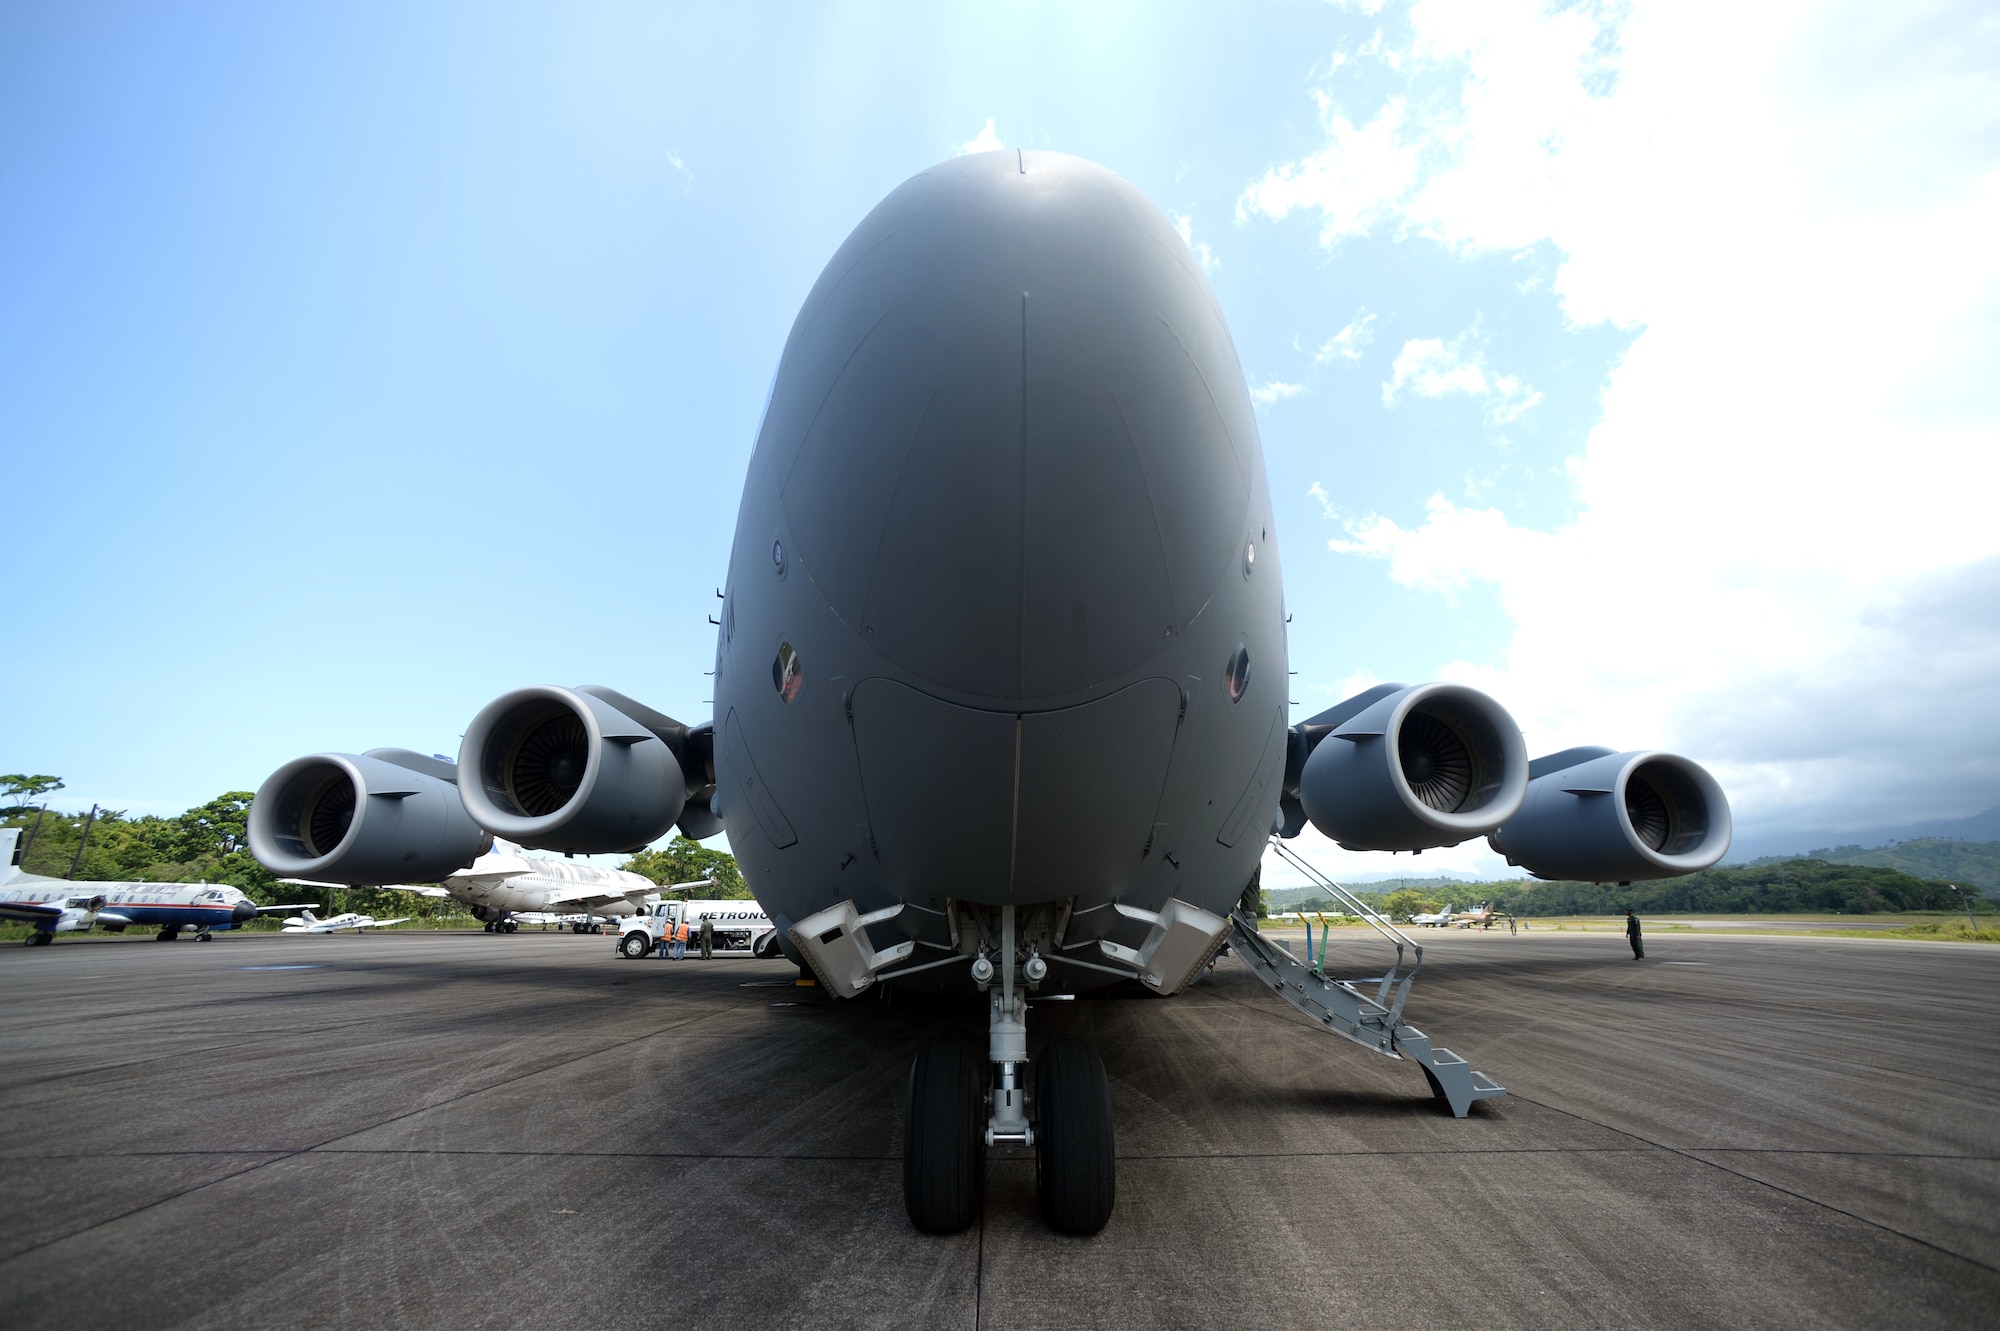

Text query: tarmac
(1, 925), (1996, 1329)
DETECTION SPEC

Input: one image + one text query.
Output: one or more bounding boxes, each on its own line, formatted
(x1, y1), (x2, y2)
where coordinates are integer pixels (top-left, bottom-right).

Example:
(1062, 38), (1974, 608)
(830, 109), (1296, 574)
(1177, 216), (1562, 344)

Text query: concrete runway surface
(1, 926), (1995, 1329)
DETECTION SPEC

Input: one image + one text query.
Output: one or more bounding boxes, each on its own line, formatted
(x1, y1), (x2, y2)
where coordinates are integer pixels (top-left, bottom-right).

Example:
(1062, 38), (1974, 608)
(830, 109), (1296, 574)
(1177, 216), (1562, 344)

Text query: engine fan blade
(509, 713), (590, 817)
(1399, 711), (1474, 812)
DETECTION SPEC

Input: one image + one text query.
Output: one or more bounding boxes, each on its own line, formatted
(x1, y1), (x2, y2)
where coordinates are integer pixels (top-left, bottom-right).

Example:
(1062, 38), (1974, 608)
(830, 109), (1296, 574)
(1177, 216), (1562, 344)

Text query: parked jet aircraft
(288, 839), (669, 934)
(248, 151), (1732, 1238)
(0, 828), (294, 943)
(1454, 903), (1499, 929)
(281, 908), (408, 933)
(1408, 907), (1456, 927)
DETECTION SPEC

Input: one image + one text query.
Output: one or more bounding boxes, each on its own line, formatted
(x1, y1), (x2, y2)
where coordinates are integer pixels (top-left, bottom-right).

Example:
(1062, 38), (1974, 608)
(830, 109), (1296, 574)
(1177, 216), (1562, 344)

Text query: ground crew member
(1625, 908), (1644, 960)
(699, 914), (714, 960)
(670, 911), (687, 960)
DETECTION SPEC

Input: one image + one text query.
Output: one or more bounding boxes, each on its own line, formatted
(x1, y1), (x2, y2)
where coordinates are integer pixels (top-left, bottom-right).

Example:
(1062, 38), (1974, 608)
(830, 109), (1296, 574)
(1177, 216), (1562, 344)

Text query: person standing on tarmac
(698, 914), (714, 961)
(1625, 908), (1644, 960)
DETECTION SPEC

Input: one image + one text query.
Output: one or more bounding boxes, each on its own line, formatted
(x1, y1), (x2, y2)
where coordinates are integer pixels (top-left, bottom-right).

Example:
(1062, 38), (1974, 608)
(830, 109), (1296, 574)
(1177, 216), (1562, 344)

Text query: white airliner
(290, 841), (670, 934)
(0, 828), (302, 944)
(281, 909), (409, 933)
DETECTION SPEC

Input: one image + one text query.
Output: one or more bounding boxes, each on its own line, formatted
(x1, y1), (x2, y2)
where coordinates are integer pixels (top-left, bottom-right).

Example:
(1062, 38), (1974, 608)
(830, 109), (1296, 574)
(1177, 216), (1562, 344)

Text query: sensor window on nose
(773, 641), (804, 703)
(1225, 644), (1250, 703)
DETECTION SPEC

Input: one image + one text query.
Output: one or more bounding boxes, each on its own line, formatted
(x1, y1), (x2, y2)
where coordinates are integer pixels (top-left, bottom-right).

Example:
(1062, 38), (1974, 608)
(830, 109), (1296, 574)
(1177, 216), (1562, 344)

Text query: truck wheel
(619, 932), (652, 959)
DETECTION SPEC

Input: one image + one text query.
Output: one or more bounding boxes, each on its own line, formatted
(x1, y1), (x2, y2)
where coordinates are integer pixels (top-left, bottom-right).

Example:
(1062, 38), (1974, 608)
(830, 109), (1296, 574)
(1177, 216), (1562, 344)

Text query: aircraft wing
(356, 918), (411, 929)
(281, 877), (451, 897)
(0, 900), (61, 924)
(539, 884), (657, 911)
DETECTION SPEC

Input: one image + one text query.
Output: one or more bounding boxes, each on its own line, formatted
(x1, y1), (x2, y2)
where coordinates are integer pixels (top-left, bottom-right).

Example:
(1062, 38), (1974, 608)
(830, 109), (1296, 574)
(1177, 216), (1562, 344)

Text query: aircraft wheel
(197, 933), (212, 942)
(1035, 1039), (1116, 1235)
(503, 922), (518, 934)
(619, 932), (651, 959)
(28, 932), (53, 947)
(155, 929), (178, 942)
(903, 1041), (985, 1235)
(483, 922), (495, 933)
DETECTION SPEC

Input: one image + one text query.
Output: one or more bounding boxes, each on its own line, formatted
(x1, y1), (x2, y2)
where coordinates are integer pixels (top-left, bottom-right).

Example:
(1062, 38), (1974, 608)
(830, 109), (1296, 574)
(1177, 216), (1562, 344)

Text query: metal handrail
(1266, 838), (1424, 1025)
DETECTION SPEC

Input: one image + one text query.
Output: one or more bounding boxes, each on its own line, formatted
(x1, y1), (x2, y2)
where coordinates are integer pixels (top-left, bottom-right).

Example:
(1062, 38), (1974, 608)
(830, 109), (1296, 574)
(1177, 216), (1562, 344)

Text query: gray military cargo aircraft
(248, 150), (1731, 1237)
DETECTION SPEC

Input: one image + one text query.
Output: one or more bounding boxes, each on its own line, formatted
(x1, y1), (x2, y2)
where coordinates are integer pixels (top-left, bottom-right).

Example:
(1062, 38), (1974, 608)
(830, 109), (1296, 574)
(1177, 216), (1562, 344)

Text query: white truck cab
(617, 899), (776, 959)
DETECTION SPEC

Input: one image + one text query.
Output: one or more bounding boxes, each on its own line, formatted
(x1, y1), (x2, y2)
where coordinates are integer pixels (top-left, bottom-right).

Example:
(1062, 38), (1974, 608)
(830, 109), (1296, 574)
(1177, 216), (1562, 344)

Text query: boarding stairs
(1228, 839), (1505, 1118)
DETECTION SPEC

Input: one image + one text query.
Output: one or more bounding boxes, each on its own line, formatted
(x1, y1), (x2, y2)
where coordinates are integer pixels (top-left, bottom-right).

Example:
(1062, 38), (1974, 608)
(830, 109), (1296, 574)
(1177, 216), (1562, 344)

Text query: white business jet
(289, 841), (670, 934)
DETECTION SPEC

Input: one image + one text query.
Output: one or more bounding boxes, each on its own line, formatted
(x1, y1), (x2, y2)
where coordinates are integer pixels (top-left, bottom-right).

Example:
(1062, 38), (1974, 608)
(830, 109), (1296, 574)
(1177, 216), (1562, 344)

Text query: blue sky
(4, 2), (1996, 881)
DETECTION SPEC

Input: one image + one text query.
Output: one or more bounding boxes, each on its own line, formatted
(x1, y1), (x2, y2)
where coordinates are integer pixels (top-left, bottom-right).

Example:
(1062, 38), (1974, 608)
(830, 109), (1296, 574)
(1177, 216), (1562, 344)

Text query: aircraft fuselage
(711, 152), (1288, 986)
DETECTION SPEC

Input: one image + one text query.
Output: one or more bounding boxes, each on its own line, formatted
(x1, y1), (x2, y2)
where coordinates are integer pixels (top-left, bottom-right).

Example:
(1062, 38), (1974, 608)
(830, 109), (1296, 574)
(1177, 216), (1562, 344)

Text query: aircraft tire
(155, 929), (178, 942)
(483, 922), (495, 933)
(619, 932), (651, 959)
(1035, 1039), (1116, 1235)
(28, 932), (53, 947)
(903, 1041), (985, 1235)
(503, 922), (518, 934)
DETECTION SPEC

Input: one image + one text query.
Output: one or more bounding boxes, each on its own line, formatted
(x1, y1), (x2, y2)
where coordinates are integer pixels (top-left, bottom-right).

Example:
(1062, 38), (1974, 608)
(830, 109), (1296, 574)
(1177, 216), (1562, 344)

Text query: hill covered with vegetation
(1791, 839), (2000, 892)
(1274, 858), (1994, 919)
(1487, 859), (1991, 917)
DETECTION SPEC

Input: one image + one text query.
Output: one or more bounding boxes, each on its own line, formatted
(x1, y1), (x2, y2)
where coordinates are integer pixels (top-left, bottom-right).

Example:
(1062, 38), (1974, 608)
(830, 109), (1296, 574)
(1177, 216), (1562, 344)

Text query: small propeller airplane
(280, 909), (409, 934)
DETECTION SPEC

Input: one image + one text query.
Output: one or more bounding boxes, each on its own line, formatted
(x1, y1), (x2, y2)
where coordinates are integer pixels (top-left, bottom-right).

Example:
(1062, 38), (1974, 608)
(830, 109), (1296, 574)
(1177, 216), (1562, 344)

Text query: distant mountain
(1491, 859), (1987, 918)
(1726, 806), (2000, 862)
(1791, 839), (2000, 893)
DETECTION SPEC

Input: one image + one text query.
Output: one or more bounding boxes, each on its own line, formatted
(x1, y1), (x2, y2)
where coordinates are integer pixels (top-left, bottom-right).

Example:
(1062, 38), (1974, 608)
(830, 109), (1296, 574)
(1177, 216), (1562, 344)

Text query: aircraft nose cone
(768, 151), (1254, 702)
(232, 900), (258, 923)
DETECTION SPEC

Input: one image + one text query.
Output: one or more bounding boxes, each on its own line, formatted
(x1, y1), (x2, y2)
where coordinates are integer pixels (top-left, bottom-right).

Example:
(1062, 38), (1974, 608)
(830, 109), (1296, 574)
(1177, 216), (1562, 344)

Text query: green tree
(1382, 888), (1439, 920)
(1, 774), (64, 811)
(622, 836), (749, 898)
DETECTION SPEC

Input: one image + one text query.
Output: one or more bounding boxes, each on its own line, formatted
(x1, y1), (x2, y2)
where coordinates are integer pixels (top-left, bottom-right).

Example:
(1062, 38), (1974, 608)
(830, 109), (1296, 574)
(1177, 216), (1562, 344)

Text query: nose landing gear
(899, 903), (1117, 1237)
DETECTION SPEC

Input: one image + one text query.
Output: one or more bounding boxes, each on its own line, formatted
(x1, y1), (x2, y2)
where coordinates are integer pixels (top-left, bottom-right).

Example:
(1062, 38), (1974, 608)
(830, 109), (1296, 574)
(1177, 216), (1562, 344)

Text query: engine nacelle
(249, 749), (489, 884)
(1297, 683), (1528, 852)
(458, 685), (687, 854)
(1487, 748), (1731, 882)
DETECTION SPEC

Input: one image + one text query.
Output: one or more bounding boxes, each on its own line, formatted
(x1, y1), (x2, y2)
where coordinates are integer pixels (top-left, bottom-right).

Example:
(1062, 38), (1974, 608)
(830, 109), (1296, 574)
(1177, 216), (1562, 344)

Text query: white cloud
(1169, 211), (1221, 273)
(1247, 1), (2000, 835)
(1306, 480), (1340, 519)
(958, 117), (1004, 155)
(1315, 310), (1377, 363)
(1236, 92), (1422, 244)
(666, 149), (693, 192)
(1251, 379), (1310, 405)
(1382, 334), (1541, 423)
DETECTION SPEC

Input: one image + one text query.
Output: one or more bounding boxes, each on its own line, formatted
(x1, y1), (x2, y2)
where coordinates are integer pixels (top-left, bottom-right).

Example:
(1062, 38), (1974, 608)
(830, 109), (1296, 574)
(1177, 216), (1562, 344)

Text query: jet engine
(1294, 683), (1528, 852)
(1487, 747), (1731, 882)
(248, 749), (489, 884)
(457, 685), (689, 854)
